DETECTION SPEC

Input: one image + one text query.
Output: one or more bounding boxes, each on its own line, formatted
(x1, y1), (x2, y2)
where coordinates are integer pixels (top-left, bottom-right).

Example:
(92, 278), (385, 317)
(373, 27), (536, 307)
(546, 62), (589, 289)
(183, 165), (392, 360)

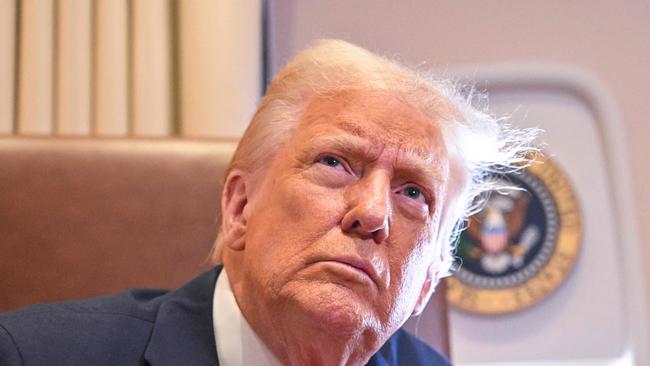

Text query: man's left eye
(318, 156), (343, 169)
(400, 186), (423, 200)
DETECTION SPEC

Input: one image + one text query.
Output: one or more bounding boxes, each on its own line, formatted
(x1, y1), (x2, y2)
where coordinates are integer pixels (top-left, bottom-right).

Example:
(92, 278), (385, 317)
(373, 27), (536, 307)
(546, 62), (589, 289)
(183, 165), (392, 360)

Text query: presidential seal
(446, 155), (581, 315)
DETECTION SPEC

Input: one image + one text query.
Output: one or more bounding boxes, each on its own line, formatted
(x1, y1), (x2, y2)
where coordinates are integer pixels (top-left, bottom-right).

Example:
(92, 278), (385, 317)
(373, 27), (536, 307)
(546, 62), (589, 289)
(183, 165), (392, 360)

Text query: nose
(341, 171), (391, 244)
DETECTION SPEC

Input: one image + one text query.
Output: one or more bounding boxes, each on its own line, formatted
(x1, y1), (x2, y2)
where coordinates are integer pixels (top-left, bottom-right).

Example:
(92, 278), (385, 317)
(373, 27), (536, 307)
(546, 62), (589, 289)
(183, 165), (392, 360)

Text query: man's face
(238, 90), (456, 341)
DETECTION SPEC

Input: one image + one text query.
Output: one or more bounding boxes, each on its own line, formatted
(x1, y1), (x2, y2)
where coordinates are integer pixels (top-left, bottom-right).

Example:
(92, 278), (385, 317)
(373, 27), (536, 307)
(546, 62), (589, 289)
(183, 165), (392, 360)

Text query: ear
(411, 265), (440, 317)
(220, 170), (250, 252)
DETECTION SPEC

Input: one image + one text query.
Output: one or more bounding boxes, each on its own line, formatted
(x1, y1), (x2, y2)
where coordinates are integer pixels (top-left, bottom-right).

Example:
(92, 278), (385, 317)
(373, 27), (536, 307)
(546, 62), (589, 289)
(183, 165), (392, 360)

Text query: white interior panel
(450, 84), (627, 364)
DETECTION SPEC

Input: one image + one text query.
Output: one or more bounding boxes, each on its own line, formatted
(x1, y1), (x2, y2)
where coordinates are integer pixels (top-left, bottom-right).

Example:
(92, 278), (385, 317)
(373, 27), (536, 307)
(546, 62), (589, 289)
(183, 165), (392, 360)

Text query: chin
(290, 282), (378, 336)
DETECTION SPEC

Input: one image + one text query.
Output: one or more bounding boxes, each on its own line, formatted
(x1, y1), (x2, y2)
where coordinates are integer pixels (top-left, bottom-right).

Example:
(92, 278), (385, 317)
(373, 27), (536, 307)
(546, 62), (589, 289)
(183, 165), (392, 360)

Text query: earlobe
(221, 170), (249, 252)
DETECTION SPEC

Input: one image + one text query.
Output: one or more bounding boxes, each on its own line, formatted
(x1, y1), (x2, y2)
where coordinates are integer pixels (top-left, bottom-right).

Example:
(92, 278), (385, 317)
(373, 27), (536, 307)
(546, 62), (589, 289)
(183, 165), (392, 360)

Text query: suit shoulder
(0, 322), (23, 365)
(375, 328), (452, 366)
(1, 287), (168, 321)
(0, 288), (169, 365)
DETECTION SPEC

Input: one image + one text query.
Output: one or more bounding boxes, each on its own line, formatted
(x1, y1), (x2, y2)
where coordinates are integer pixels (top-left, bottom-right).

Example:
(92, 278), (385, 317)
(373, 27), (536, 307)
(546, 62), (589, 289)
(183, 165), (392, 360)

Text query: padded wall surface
(0, 138), (236, 311)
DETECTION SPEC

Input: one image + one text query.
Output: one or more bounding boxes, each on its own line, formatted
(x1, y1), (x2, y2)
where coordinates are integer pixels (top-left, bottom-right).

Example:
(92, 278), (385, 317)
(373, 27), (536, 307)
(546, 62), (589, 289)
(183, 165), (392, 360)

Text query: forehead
(295, 90), (449, 165)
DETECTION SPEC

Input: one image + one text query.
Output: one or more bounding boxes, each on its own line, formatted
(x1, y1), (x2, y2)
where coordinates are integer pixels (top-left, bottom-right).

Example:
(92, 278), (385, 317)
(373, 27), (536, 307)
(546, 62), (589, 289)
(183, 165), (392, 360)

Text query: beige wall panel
(94, 0), (128, 136)
(131, 0), (171, 137)
(179, 0), (261, 138)
(56, 0), (91, 135)
(0, 0), (15, 134)
(18, 0), (53, 135)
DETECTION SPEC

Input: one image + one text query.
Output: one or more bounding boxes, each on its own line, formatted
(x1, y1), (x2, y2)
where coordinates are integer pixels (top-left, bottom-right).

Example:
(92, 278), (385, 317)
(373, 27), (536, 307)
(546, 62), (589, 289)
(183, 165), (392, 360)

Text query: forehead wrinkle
(334, 115), (444, 158)
(306, 133), (374, 159)
(334, 120), (448, 179)
(394, 148), (447, 188)
(298, 89), (450, 184)
(307, 129), (447, 191)
(308, 117), (448, 180)
(333, 119), (413, 155)
(331, 119), (370, 139)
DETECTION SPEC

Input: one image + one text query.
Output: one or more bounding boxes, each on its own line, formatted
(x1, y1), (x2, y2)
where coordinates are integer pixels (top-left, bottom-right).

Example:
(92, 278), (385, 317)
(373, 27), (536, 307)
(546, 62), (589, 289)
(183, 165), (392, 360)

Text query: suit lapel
(143, 267), (222, 366)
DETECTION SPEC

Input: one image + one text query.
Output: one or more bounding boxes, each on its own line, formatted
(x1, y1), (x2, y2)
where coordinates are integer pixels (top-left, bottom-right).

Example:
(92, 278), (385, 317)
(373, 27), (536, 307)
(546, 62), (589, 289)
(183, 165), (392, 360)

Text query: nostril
(341, 210), (389, 242)
(372, 228), (387, 243)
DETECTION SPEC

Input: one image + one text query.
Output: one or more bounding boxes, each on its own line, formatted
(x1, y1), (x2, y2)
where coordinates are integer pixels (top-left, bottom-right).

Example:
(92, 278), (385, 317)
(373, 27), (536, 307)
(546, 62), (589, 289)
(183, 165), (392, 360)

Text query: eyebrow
(334, 120), (438, 161)
(394, 153), (447, 189)
(307, 134), (373, 161)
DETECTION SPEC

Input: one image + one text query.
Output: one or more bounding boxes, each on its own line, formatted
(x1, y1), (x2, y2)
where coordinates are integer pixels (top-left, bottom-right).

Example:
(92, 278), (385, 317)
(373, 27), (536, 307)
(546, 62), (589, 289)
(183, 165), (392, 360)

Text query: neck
(266, 317), (374, 366)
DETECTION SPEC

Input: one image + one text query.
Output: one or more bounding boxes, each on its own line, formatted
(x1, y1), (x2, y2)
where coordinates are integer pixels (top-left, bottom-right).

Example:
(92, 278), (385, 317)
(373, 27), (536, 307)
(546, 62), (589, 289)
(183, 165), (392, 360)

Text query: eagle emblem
(465, 186), (540, 275)
(447, 156), (582, 315)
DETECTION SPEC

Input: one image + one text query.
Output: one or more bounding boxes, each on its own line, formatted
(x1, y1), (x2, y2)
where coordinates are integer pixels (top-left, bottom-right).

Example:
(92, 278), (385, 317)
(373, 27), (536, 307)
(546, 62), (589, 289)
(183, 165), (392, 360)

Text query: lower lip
(316, 261), (374, 283)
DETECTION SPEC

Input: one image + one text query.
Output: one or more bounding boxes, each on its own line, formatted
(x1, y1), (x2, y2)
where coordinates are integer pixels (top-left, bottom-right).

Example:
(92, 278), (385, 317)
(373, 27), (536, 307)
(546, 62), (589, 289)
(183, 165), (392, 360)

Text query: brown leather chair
(0, 137), (449, 357)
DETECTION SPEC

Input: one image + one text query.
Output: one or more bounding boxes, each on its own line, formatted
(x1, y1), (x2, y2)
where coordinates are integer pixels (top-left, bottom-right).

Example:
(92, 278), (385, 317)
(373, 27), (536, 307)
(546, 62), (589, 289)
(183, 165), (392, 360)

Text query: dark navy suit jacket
(0, 267), (451, 366)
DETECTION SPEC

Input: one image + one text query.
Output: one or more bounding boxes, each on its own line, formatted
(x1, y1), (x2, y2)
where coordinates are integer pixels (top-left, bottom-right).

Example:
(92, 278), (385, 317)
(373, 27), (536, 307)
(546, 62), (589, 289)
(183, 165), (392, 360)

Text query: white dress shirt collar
(213, 268), (283, 366)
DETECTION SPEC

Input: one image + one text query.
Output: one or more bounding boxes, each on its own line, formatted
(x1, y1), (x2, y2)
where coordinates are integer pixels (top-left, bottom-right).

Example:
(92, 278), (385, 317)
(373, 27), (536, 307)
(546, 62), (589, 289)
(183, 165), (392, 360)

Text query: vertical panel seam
(90, 0), (98, 135)
(13, 0), (22, 134)
(169, 0), (180, 136)
(126, 0), (133, 136)
(52, 0), (59, 135)
(261, 0), (270, 95)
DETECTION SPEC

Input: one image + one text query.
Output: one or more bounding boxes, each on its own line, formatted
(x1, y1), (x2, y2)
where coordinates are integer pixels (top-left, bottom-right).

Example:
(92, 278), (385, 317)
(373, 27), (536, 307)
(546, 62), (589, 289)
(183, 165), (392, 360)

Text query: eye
(318, 155), (344, 169)
(403, 186), (421, 199)
(398, 185), (426, 202)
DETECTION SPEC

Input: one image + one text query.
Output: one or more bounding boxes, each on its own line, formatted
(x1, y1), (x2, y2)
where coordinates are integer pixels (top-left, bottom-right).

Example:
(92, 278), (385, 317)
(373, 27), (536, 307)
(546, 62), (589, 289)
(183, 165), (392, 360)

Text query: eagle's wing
(506, 194), (530, 238)
(467, 213), (482, 242)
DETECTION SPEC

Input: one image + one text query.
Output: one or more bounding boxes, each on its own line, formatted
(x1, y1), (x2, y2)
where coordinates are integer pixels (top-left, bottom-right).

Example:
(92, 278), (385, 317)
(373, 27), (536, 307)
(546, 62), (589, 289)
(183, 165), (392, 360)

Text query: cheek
(387, 217), (436, 268)
(245, 175), (350, 294)
(389, 240), (429, 292)
(383, 222), (437, 315)
(248, 174), (347, 254)
(280, 175), (347, 230)
(379, 251), (429, 329)
(393, 194), (429, 222)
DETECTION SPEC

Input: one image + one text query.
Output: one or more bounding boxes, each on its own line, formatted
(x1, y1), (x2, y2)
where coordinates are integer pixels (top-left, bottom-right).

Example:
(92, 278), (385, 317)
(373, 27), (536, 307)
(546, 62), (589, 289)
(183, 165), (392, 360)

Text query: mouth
(313, 256), (380, 286)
